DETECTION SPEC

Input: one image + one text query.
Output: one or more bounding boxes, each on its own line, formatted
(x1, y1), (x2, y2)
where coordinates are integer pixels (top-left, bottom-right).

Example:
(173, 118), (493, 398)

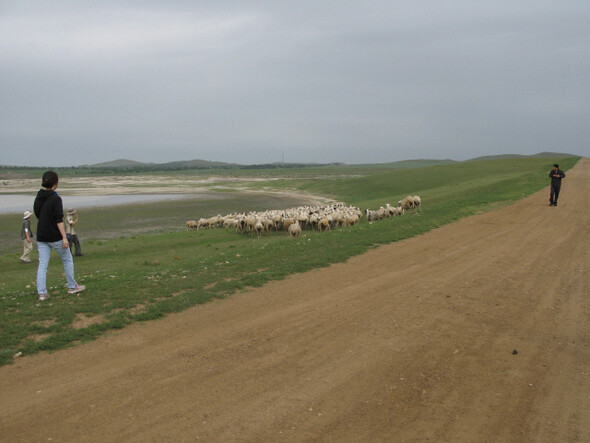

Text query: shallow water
(0, 194), (198, 215)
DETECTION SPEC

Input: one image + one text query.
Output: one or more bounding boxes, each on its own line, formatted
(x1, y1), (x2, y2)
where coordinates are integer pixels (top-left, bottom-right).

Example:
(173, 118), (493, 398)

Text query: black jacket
(549, 169), (565, 187)
(34, 189), (64, 242)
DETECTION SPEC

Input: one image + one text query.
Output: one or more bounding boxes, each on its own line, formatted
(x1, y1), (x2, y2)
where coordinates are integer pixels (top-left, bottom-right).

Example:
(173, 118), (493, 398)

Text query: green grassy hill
(468, 152), (579, 162)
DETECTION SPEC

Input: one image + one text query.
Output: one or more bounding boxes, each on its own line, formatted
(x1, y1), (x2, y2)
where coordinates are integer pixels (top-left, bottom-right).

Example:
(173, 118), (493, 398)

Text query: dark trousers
(67, 234), (83, 256)
(550, 184), (561, 204)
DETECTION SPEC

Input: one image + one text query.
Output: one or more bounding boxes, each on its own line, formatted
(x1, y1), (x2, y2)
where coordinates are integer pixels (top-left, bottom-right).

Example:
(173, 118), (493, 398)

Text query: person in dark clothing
(34, 171), (85, 301)
(549, 164), (565, 206)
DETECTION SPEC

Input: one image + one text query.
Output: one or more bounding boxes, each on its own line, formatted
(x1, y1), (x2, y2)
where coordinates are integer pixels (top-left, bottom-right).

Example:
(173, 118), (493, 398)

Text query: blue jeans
(37, 240), (77, 295)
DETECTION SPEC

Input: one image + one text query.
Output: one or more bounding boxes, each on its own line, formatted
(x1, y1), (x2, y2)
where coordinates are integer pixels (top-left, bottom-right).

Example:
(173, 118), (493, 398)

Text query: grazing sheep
(325, 214), (334, 227)
(186, 220), (198, 230)
(191, 201), (365, 238)
(365, 208), (379, 222)
(413, 195), (422, 213)
(283, 217), (295, 231)
(398, 195), (416, 212)
(236, 216), (247, 234)
(245, 215), (257, 234)
(297, 212), (309, 230)
(333, 211), (346, 228)
(223, 218), (238, 229)
(309, 213), (319, 231)
(261, 218), (274, 234)
(254, 220), (264, 238)
(272, 213), (283, 230)
(288, 221), (301, 238)
(385, 204), (396, 217)
(345, 213), (359, 226)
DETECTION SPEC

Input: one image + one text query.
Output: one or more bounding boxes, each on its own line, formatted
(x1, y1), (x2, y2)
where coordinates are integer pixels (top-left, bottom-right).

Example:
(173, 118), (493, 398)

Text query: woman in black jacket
(34, 171), (85, 301)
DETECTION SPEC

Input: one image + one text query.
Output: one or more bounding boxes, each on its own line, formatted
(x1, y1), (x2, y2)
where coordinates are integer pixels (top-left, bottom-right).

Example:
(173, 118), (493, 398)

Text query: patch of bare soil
(25, 333), (51, 343)
(1, 160), (589, 442)
(72, 313), (106, 330)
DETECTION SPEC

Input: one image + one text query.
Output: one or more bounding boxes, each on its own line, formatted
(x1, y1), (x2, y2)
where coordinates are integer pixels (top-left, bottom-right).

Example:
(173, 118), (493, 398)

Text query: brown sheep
(318, 218), (330, 232)
(186, 220), (198, 230)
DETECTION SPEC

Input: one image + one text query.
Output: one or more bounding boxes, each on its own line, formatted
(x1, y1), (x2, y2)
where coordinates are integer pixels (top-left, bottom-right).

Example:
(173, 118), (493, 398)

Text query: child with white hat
(65, 208), (83, 256)
(20, 211), (34, 263)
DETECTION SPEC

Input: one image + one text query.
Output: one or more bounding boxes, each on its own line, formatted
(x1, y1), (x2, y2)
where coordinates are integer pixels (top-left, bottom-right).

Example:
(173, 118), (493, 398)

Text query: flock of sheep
(365, 195), (421, 221)
(186, 195), (421, 239)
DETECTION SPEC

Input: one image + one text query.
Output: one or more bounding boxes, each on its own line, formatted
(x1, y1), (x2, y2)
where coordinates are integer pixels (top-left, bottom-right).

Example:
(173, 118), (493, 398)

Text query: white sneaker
(68, 284), (86, 294)
(39, 293), (49, 301)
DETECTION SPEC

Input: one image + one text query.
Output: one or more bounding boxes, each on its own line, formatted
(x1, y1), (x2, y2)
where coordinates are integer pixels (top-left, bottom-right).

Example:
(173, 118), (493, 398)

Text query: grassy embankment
(0, 157), (579, 366)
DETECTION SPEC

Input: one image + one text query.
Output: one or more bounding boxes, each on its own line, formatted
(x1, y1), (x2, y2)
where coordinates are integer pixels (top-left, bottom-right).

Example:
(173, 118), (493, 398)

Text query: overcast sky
(1, 1), (589, 166)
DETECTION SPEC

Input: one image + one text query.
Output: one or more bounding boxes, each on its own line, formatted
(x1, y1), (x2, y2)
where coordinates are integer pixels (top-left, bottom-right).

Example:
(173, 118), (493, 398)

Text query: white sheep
(309, 213), (319, 230)
(413, 195), (422, 214)
(333, 211), (346, 228)
(223, 218), (239, 229)
(254, 220), (264, 238)
(196, 218), (209, 229)
(347, 213), (360, 226)
(261, 217), (274, 234)
(288, 221), (301, 238)
(244, 215), (257, 234)
(272, 213), (283, 230)
(399, 195), (415, 212)
(235, 216), (247, 233)
(192, 201), (366, 238)
(297, 212), (309, 230)
(365, 208), (379, 222)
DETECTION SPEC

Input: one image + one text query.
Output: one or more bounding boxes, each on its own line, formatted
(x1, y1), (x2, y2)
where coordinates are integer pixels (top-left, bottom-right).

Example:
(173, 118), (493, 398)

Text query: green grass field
(0, 157), (579, 365)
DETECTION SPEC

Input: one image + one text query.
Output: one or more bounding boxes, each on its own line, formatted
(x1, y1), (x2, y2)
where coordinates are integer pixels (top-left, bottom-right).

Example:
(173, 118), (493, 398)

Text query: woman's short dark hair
(42, 171), (59, 188)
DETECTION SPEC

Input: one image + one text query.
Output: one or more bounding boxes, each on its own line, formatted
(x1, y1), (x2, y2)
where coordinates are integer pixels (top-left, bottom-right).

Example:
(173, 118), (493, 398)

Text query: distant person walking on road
(34, 171), (85, 301)
(65, 209), (83, 256)
(20, 210), (34, 263)
(549, 164), (565, 206)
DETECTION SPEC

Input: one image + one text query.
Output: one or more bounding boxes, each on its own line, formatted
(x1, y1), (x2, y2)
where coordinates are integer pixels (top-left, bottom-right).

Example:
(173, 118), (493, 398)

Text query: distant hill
(530, 151), (580, 158)
(88, 158), (235, 169)
(468, 152), (579, 162)
(386, 159), (456, 168)
(355, 159), (457, 169)
(85, 158), (351, 171)
(72, 153), (586, 170)
(3, 152), (581, 173)
(89, 159), (148, 168)
(160, 159), (236, 168)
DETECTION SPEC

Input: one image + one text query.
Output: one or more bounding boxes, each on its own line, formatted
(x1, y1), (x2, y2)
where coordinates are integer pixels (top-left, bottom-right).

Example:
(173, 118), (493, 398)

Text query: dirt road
(1, 160), (589, 442)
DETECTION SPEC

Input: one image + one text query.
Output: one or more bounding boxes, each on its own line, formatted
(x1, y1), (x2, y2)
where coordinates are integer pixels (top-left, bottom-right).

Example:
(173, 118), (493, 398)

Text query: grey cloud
(1, 1), (589, 166)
